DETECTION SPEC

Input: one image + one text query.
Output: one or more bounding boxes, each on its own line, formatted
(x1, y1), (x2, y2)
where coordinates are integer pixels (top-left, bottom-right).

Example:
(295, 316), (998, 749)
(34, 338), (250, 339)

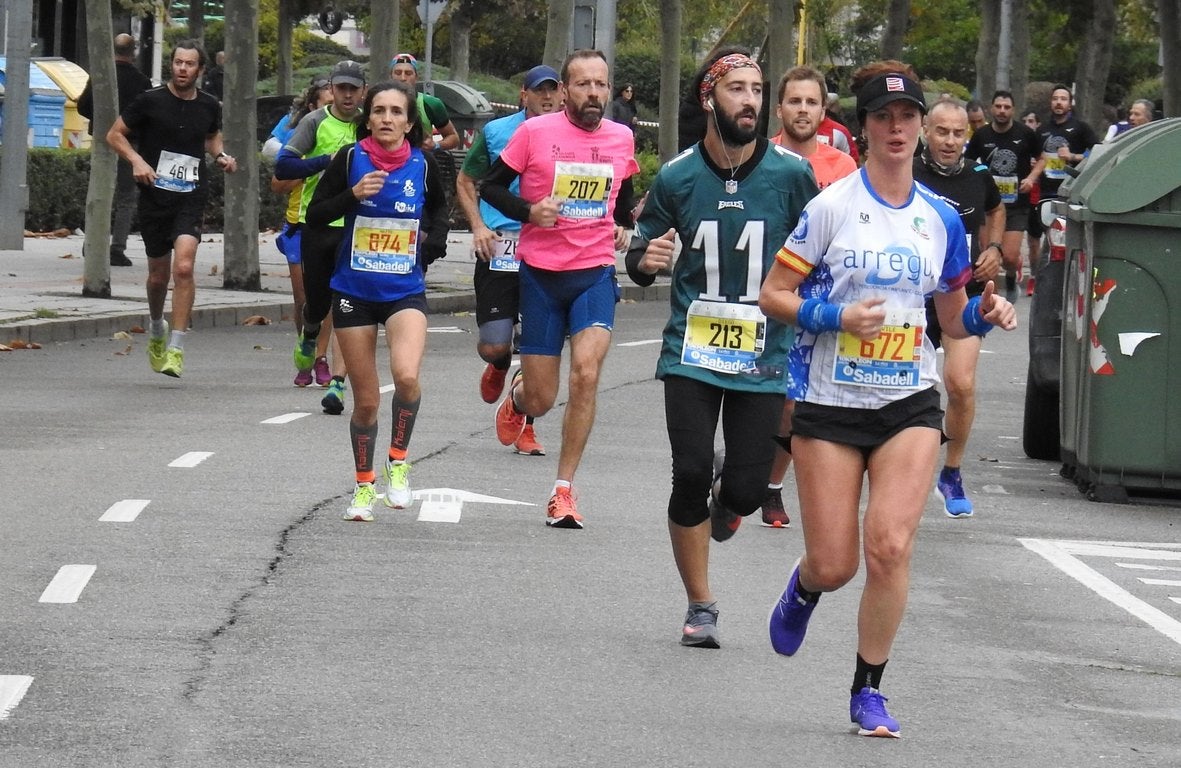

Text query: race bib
(832, 308), (925, 389)
(154, 150), (200, 193)
(551, 161), (613, 219)
(488, 230), (520, 272)
(994, 174), (1018, 204)
(350, 215), (418, 275)
(1043, 152), (1068, 180)
(681, 300), (767, 375)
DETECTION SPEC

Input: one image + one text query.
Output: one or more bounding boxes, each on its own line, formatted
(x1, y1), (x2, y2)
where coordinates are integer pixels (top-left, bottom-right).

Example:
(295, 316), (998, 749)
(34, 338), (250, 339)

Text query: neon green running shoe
(147, 321), (169, 372)
(159, 347), (184, 378)
(344, 482), (377, 522)
(382, 461), (413, 509)
(293, 332), (316, 373)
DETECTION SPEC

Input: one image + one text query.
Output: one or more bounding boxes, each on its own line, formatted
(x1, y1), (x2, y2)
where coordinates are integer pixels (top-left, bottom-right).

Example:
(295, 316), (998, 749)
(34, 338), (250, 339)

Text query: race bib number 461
(551, 161), (613, 219)
(154, 150), (200, 193)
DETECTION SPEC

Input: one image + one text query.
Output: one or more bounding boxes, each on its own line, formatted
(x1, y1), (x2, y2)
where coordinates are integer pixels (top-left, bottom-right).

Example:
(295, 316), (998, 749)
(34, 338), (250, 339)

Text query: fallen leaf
(112, 331), (131, 340)
(60, 253), (76, 259)
(129, 325), (145, 334)
(243, 315), (271, 326)
(114, 344), (132, 356)
(209, 264), (219, 275)
(0, 344), (11, 352)
(6, 339), (29, 349)
(253, 344), (273, 351)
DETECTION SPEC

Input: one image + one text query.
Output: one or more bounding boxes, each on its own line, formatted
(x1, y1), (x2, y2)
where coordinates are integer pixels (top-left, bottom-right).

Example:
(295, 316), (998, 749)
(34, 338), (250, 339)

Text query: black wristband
(988, 241), (1004, 258)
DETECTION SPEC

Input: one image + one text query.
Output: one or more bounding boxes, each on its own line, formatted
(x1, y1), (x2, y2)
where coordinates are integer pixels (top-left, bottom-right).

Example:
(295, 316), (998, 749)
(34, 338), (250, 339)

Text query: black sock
(300, 305), (321, 341)
(852, 653), (887, 696)
(491, 354), (511, 370)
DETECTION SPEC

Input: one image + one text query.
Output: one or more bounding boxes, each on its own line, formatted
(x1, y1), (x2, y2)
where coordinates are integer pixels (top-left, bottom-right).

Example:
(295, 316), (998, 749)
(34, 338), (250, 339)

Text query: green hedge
(16, 148), (287, 233)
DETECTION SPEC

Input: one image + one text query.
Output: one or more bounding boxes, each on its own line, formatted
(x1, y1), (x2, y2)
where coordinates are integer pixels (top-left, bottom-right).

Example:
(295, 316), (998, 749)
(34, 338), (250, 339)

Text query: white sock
(552, 479), (572, 495)
(168, 330), (185, 350)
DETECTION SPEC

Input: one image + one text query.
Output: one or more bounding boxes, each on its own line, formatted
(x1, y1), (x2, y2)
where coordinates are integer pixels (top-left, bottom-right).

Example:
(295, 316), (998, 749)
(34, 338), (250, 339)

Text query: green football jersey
(635, 140), (818, 393)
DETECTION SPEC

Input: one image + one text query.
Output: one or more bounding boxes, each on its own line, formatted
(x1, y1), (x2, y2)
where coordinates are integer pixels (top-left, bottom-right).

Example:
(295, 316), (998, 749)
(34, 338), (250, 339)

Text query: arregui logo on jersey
(844, 241), (934, 287)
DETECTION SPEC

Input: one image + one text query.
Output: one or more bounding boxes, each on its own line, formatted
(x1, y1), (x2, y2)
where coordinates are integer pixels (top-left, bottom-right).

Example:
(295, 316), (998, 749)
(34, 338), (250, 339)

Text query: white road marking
(261, 412), (311, 424)
(99, 499), (150, 523)
(428, 326), (466, 333)
(39, 565), (97, 603)
(1171, 597), (1181, 605)
(414, 488), (535, 505)
(1020, 538), (1181, 646)
(1118, 562), (1181, 572)
(418, 498), (463, 523)
(1139, 578), (1181, 587)
(0, 676), (34, 720)
(379, 383), (396, 394)
(617, 339), (662, 347)
(168, 451), (213, 468)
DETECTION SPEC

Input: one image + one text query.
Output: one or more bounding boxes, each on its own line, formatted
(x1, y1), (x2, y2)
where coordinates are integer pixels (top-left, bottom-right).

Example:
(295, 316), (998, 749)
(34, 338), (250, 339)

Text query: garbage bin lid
(1072, 118), (1181, 215)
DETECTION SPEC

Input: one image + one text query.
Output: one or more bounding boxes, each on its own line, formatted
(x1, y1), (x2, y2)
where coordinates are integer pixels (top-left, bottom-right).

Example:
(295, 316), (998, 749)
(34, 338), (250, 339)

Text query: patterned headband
(699, 54), (761, 106)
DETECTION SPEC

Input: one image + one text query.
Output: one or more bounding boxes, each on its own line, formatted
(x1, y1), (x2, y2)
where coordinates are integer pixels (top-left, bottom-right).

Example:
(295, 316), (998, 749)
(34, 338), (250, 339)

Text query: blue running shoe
(850, 687), (901, 738)
(936, 467), (974, 518)
(768, 559), (818, 656)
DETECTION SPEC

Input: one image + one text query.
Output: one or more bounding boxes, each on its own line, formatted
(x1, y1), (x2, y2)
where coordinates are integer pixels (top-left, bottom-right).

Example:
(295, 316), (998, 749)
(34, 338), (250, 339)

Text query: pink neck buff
(698, 53), (761, 108)
(359, 135), (411, 172)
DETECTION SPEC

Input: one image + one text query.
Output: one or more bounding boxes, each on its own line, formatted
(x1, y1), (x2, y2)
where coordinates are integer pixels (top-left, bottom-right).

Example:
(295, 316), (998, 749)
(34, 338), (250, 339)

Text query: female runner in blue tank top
(306, 80), (449, 523)
(758, 62), (1017, 738)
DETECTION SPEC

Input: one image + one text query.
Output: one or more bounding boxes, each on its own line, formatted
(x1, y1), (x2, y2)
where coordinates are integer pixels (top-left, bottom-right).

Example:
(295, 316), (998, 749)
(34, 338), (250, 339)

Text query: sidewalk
(0, 231), (670, 345)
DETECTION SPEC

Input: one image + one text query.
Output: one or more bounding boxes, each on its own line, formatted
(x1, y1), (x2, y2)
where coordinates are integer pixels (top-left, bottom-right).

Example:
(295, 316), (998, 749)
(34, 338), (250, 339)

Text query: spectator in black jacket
(77, 33), (153, 266)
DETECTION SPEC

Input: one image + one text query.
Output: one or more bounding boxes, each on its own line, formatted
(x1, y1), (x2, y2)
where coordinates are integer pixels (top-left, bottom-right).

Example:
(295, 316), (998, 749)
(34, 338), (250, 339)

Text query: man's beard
(715, 106), (759, 147)
(571, 101), (603, 130)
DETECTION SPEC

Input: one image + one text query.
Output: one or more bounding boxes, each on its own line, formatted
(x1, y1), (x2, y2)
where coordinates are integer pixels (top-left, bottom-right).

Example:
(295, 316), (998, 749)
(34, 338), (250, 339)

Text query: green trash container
(423, 80), (494, 150)
(1056, 117), (1181, 502)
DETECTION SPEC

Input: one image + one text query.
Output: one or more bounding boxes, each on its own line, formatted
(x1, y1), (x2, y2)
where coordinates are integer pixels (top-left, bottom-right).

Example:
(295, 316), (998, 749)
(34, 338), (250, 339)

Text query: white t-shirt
(774, 168), (972, 409)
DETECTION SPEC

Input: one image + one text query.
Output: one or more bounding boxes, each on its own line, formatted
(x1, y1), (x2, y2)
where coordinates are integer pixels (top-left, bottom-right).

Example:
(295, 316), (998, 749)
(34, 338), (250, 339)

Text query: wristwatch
(987, 241), (1004, 258)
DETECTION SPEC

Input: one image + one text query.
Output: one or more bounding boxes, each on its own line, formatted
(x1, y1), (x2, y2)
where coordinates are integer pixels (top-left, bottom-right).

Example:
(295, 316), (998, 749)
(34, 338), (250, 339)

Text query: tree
(1009, 0), (1031, 108)
(880, 0), (910, 59)
(189, 0), (206, 48)
(1073, 0), (1117, 127)
(766, 0), (795, 138)
(544, 0), (573, 70)
(81, 0), (118, 298)
(1160, 0), (1181, 116)
(368, 0), (399, 84)
(222, 0), (261, 291)
(975, 0), (1000, 102)
(658, 0), (681, 160)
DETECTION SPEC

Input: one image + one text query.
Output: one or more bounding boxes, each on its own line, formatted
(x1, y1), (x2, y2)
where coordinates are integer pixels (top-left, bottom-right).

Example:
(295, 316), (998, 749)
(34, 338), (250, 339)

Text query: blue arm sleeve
(274, 147), (331, 181)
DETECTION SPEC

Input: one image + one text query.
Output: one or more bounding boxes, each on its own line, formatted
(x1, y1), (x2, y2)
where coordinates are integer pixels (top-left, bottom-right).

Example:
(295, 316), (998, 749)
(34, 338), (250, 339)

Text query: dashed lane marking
(38, 565), (96, 604)
(99, 499), (150, 523)
(168, 451), (214, 468)
(617, 339), (661, 347)
(261, 412), (311, 424)
(0, 676), (34, 720)
(1020, 538), (1181, 647)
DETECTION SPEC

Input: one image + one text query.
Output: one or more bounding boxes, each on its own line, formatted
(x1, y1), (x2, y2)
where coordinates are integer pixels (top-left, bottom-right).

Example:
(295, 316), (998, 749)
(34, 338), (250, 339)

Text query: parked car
(1022, 203), (1069, 460)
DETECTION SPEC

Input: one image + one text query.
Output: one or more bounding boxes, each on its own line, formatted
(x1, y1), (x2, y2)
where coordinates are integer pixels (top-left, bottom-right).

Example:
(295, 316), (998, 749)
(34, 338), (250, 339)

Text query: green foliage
(16, 149), (286, 233)
(904, 0), (979, 86)
(632, 149), (663, 199)
(612, 46), (697, 114)
(925, 79), (971, 102)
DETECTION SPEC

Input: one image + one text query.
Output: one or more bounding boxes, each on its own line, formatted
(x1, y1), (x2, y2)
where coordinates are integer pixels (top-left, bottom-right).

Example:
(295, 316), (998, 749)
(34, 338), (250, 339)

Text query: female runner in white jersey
(758, 61), (1017, 738)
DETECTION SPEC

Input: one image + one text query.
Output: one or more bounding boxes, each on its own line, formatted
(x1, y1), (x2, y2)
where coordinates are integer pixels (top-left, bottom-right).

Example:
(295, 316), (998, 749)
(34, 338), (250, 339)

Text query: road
(1, 300), (1179, 767)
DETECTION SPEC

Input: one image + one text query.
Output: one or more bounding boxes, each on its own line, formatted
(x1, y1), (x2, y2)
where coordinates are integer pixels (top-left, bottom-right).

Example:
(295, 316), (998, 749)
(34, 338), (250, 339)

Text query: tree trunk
(222, 0), (261, 291)
(81, 0), (117, 297)
(766, 0), (794, 138)
(276, 0), (293, 96)
(658, 0), (681, 161)
(1009, 0), (1031, 109)
(1160, 0), (1181, 117)
(189, 0), (205, 47)
(369, 0), (398, 84)
(450, 4), (472, 82)
(879, 0), (910, 60)
(975, 0), (999, 101)
(544, 0), (574, 71)
(1073, 0), (1116, 129)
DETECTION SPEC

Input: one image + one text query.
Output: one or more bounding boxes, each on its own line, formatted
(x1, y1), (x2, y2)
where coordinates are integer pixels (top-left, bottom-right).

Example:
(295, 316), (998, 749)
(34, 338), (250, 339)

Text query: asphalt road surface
(2, 300), (1179, 767)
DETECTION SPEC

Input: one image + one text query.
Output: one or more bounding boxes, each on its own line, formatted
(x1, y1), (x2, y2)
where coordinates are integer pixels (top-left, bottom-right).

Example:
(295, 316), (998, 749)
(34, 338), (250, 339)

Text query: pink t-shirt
(497, 110), (639, 271)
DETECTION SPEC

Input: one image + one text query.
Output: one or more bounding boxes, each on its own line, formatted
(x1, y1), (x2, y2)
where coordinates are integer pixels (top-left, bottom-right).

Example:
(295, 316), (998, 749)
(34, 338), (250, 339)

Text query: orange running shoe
(480, 362), (508, 404)
(546, 487), (584, 529)
(514, 423), (545, 455)
(495, 370), (526, 445)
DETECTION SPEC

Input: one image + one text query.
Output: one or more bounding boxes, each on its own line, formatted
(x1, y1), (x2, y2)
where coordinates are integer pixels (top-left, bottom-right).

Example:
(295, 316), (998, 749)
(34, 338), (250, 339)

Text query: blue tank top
(477, 110), (526, 232)
(330, 144), (429, 303)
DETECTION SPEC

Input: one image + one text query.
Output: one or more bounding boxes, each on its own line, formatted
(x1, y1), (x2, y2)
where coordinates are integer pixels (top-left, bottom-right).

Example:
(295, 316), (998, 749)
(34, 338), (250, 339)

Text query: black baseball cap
(330, 60), (365, 87)
(856, 73), (926, 121)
